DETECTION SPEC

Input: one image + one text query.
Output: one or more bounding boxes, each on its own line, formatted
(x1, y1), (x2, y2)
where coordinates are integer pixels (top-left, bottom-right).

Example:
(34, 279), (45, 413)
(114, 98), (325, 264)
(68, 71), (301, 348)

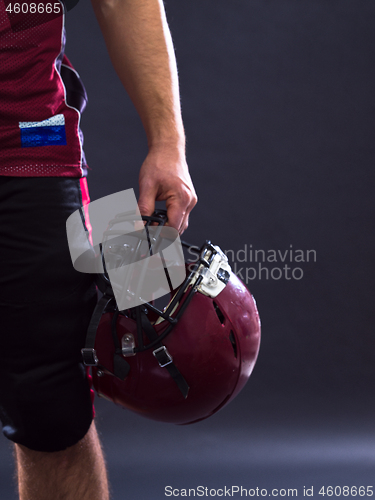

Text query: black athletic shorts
(0, 176), (97, 452)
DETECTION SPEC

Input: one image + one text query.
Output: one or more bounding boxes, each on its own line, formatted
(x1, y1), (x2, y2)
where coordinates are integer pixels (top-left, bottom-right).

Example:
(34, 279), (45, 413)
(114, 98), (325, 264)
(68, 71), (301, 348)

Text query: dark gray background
(1, 1), (375, 498)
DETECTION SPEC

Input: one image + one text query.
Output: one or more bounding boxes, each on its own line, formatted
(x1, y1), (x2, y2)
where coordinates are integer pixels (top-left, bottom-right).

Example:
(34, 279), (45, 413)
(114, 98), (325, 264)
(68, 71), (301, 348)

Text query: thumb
(138, 185), (156, 217)
(137, 184), (157, 231)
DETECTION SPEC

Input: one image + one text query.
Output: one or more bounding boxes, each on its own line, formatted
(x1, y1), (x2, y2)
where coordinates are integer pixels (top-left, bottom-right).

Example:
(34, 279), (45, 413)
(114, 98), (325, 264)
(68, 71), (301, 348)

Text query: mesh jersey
(0, 1), (88, 177)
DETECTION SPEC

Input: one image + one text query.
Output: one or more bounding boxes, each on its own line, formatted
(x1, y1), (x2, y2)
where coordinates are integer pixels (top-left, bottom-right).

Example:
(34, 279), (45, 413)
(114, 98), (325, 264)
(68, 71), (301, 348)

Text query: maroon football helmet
(82, 210), (261, 424)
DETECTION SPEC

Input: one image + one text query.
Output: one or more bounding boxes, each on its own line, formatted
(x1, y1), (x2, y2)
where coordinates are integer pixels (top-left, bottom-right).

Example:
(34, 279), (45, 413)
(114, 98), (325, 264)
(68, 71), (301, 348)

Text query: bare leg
(15, 421), (109, 500)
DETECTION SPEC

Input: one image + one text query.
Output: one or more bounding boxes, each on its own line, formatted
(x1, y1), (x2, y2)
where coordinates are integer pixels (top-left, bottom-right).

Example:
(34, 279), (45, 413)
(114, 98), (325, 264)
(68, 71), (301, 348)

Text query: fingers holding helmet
(138, 147), (197, 234)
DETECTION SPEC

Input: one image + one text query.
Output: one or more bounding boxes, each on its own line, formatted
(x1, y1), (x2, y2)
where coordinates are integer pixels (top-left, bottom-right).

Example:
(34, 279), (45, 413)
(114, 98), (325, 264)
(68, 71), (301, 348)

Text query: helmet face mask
(83, 210), (261, 424)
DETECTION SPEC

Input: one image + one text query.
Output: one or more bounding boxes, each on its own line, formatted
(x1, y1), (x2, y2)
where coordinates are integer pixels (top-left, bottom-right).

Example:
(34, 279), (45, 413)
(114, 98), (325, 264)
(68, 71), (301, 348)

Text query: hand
(138, 146), (197, 234)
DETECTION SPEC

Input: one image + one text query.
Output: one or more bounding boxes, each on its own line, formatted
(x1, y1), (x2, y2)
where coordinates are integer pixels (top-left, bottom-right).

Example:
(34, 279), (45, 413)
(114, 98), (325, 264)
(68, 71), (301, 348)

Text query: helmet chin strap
(136, 306), (190, 399)
(81, 287), (131, 381)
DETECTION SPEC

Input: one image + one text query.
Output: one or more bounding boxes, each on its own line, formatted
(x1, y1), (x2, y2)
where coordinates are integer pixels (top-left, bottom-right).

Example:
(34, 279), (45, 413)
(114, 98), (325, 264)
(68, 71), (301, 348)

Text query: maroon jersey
(0, 1), (88, 177)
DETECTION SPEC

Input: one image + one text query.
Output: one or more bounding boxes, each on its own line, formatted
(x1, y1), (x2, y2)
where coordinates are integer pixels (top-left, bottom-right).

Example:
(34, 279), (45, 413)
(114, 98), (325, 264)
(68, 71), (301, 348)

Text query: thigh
(0, 177), (97, 452)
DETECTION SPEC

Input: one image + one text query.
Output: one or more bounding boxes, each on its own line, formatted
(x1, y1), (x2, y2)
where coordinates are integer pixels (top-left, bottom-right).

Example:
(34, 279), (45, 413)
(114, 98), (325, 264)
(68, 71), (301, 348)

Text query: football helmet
(82, 209), (261, 424)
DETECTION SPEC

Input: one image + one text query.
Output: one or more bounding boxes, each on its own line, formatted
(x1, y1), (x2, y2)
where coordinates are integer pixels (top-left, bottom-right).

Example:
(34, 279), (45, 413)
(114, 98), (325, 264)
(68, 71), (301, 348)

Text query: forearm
(90, 0), (185, 150)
